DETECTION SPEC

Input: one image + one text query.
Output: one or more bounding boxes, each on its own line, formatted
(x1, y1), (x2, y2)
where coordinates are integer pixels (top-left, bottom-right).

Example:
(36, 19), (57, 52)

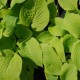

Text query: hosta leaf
(48, 18), (67, 37)
(0, 0), (7, 9)
(2, 15), (17, 37)
(0, 9), (9, 18)
(58, 0), (78, 10)
(15, 24), (32, 40)
(41, 44), (62, 75)
(71, 40), (80, 71)
(64, 12), (80, 38)
(49, 37), (66, 62)
(63, 34), (78, 53)
(45, 72), (58, 80)
(37, 31), (53, 43)
(18, 37), (42, 67)
(19, 0), (49, 31)
(60, 63), (77, 80)
(0, 49), (22, 80)
(46, 0), (57, 24)
(48, 26), (67, 37)
(0, 35), (16, 50)
(10, 0), (25, 8)
(20, 60), (34, 80)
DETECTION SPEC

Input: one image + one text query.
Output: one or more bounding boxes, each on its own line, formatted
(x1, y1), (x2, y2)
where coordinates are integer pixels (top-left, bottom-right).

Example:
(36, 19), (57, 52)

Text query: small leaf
(2, 15), (17, 37)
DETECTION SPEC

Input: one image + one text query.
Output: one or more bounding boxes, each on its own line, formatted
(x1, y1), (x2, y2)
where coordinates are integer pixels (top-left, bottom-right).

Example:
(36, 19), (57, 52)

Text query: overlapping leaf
(2, 15), (17, 37)
(58, 0), (78, 10)
(49, 37), (66, 62)
(37, 31), (53, 43)
(64, 12), (80, 38)
(0, 49), (22, 80)
(19, 0), (49, 31)
(0, 0), (7, 9)
(71, 40), (80, 71)
(60, 63), (77, 80)
(17, 37), (42, 67)
(41, 44), (62, 75)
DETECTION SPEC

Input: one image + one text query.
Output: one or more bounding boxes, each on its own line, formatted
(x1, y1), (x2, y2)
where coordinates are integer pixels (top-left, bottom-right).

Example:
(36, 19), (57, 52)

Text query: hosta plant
(0, 0), (80, 80)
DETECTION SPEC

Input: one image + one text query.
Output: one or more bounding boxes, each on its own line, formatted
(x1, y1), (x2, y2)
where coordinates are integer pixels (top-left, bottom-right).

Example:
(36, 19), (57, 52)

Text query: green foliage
(0, 0), (80, 80)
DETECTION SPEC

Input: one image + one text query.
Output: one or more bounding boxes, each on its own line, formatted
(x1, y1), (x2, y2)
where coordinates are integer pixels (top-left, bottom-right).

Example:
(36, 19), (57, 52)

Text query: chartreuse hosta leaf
(49, 37), (66, 62)
(0, 9), (9, 18)
(48, 18), (67, 37)
(63, 34), (78, 53)
(17, 37), (42, 67)
(2, 15), (17, 37)
(45, 72), (58, 80)
(60, 63), (77, 80)
(64, 12), (80, 38)
(19, 0), (49, 31)
(41, 44), (62, 75)
(58, 0), (78, 10)
(71, 40), (80, 71)
(15, 24), (32, 40)
(0, 49), (22, 80)
(47, 0), (57, 24)
(37, 31), (53, 43)
(0, 35), (16, 50)
(10, 0), (25, 8)
(0, 0), (7, 9)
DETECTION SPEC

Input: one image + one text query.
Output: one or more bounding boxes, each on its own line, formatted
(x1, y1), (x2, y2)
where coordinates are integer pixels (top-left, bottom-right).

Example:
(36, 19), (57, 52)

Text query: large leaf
(41, 44), (62, 75)
(0, 0), (7, 9)
(2, 15), (17, 37)
(17, 37), (42, 67)
(0, 49), (22, 80)
(60, 63), (77, 80)
(49, 37), (66, 62)
(64, 12), (80, 38)
(71, 40), (80, 71)
(58, 0), (78, 10)
(19, 0), (49, 31)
